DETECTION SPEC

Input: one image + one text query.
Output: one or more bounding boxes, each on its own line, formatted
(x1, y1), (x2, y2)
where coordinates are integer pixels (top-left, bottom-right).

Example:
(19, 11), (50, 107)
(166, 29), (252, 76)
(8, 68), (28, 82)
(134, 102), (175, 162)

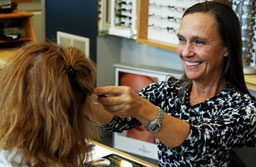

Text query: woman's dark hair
(183, 2), (252, 96)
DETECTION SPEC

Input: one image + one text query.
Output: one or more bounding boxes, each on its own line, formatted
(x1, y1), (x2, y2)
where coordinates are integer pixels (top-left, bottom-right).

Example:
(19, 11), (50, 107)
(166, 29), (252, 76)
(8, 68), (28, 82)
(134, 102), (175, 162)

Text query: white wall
(96, 36), (184, 87)
(120, 38), (183, 71)
(17, 0), (45, 42)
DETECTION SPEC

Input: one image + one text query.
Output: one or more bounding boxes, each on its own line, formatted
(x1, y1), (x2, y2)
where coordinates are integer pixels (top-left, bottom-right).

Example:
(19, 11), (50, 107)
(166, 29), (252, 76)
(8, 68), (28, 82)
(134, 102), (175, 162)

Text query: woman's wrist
(134, 99), (159, 126)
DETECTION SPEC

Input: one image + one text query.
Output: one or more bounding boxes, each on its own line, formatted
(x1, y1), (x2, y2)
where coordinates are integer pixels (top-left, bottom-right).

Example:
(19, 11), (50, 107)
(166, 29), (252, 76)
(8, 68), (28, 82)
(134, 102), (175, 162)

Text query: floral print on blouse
(102, 77), (256, 167)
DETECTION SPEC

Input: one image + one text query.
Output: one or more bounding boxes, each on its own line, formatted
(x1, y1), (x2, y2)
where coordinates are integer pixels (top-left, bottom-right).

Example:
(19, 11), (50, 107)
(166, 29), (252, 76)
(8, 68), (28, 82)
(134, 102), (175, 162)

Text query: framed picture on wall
(113, 63), (183, 160)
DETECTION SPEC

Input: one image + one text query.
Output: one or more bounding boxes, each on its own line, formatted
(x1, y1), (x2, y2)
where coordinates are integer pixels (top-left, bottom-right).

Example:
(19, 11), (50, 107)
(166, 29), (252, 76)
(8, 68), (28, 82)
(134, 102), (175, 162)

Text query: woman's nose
(181, 44), (194, 57)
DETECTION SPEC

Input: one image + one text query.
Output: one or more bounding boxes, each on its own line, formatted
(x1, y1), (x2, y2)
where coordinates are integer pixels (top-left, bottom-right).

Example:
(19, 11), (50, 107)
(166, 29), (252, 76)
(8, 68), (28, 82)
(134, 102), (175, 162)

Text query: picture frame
(113, 63), (183, 160)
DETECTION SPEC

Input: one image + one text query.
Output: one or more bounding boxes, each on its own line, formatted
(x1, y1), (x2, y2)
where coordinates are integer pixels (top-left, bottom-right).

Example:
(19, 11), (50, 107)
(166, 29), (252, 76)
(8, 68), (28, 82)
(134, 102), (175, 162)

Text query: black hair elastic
(66, 65), (75, 76)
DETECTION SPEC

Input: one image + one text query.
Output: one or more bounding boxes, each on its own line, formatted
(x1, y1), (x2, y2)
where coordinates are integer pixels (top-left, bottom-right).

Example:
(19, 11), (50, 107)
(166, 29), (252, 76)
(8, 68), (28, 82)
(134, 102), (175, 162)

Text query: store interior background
(12, 0), (256, 166)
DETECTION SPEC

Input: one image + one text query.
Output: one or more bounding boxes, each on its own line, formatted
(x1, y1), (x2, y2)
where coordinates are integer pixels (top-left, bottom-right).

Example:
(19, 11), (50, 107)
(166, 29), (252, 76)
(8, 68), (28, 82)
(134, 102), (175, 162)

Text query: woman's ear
(224, 48), (228, 57)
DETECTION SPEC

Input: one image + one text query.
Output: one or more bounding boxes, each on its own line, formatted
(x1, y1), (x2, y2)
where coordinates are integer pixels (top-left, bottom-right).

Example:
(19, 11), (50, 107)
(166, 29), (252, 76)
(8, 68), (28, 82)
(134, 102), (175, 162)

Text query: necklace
(182, 86), (191, 106)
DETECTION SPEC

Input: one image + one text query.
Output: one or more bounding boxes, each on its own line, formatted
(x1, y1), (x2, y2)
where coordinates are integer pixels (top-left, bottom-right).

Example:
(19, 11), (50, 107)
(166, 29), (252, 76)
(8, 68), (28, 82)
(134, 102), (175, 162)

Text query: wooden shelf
(137, 38), (177, 51)
(136, 0), (231, 51)
(12, 0), (32, 2)
(245, 75), (256, 91)
(0, 10), (33, 19)
(0, 9), (35, 43)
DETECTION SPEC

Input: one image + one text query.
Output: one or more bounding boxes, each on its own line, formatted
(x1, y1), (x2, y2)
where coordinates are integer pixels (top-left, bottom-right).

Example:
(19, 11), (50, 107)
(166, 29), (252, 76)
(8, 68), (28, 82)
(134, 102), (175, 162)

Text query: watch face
(151, 124), (160, 132)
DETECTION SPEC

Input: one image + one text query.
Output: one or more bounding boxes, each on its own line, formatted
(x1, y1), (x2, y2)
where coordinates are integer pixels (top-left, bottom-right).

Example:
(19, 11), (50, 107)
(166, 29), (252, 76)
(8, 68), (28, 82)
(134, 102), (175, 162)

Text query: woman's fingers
(95, 86), (135, 105)
(98, 95), (124, 106)
(93, 86), (142, 117)
(94, 86), (127, 96)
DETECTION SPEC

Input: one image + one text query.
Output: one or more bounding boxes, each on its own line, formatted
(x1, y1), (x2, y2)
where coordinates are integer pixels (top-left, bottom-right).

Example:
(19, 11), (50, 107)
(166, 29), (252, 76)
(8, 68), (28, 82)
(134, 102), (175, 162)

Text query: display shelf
(108, 0), (137, 39)
(136, 0), (232, 51)
(0, 9), (35, 44)
(11, 0), (32, 2)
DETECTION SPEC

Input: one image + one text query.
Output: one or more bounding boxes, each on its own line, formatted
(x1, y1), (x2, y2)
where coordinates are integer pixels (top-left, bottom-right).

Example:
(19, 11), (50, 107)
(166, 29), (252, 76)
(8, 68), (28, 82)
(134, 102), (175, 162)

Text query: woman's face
(177, 12), (227, 82)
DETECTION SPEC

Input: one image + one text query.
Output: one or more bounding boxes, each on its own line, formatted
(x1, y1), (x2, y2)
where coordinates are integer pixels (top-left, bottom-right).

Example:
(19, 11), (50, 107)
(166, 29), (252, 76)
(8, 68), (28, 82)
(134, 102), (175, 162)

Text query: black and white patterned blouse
(102, 77), (256, 167)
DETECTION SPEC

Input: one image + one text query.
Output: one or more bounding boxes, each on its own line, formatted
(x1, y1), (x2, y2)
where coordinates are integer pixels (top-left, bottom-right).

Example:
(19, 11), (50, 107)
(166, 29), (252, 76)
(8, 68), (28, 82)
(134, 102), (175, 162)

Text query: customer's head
(0, 42), (99, 167)
(180, 1), (248, 94)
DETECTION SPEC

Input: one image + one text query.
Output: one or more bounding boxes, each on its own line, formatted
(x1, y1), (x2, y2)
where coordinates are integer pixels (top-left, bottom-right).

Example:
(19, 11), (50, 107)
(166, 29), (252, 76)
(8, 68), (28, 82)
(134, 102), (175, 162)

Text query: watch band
(144, 106), (164, 133)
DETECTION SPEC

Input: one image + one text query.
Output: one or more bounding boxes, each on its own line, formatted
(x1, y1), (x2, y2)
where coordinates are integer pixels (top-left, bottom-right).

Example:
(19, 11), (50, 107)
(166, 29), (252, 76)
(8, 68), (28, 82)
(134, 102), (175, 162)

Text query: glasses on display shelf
(169, 6), (186, 12)
(115, 21), (132, 27)
(115, 17), (131, 23)
(148, 24), (178, 34)
(116, 8), (132, 14)
(242, 40), (254, 48)
(241, 30), (254, 40)
(116, 0), (132, 6)
(149, 3), (186, 12)
(148, 2), (166, 9)
(116, 5), (132, 10)
(115, 14), (132, 19)
(176, 0), (207, 2)
(148, 13), (182, 23)
(241, 15), (255, 26)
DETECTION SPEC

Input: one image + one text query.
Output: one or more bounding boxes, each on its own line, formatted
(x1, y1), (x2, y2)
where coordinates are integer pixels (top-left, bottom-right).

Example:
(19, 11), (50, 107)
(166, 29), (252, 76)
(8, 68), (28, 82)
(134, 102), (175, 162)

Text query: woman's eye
(178, 37), (186, 43)
(195, 39), (206, 45)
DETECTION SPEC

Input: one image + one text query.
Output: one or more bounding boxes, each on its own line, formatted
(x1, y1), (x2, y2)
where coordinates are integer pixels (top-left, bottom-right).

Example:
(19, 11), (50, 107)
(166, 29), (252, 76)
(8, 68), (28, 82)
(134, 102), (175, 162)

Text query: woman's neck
(189, 78), (226, 105)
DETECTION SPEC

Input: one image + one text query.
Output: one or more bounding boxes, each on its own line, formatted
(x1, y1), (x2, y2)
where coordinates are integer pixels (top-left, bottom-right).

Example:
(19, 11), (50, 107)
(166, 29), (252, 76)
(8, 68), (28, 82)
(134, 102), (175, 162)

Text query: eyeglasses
(177, 0), (206, 2)
(115, 14), (132, 27)
(148, 13), (182, 23)
(116, 8), (132, 14)
(148, 24), (177, 34)
(115, 14), (132, 19)
(116, 0), (132, 6)
(115, 21), (132, 27)
(149, 3), (186, 12)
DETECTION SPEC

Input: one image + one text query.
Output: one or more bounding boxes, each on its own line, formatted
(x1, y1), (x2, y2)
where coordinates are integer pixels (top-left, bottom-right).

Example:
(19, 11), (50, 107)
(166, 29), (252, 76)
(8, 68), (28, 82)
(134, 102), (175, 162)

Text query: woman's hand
(94, 86), (154, 119)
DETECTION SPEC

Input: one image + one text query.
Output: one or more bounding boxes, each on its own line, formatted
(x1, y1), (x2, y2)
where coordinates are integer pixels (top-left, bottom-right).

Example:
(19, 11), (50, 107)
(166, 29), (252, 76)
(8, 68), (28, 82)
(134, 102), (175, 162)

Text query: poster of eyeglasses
(113, 63), (183, 160)
(109, 0), (137, 39)
(147, 0), (208, 45)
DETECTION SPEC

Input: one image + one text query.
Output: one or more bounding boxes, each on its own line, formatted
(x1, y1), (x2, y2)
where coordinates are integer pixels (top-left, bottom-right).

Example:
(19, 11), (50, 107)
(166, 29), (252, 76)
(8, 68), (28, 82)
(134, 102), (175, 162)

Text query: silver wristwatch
(144, 107), (164, 133)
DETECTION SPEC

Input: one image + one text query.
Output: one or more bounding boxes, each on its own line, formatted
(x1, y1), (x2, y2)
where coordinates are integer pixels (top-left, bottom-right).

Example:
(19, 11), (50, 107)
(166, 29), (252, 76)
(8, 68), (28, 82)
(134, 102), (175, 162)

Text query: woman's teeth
(185, 61), (202, 66)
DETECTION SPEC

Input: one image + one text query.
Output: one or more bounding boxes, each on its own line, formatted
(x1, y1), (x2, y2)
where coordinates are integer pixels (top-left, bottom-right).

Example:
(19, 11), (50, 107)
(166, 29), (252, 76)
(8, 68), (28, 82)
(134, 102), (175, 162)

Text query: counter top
(89, 140), (157, 167)
(0, 48), (17, 70)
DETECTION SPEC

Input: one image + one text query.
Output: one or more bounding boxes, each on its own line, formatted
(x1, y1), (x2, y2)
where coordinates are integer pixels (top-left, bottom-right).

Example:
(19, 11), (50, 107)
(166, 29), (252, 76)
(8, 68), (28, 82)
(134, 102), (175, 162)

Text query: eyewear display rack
(97, 0), (231, 51)
(109, 0), (138, 39)
(137, 0), (231, 51)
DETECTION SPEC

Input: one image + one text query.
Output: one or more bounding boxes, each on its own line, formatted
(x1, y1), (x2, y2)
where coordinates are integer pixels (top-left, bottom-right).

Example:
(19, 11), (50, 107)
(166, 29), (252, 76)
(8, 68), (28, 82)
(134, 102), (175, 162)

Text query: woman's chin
(185, 72), (201, 80)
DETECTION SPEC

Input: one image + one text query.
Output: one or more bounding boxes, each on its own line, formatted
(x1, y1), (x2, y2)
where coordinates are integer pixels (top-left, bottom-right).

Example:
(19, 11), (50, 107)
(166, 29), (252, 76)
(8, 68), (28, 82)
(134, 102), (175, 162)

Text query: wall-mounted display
(137, 0), (232, 51)
(97, 0), (232, 49)
(147, 0), (203, 45)
(109, 0), (137, 39)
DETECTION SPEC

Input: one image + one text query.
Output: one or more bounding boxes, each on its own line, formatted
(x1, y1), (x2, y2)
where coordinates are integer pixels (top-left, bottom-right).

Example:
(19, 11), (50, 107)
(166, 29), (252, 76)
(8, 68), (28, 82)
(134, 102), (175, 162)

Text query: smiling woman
(91, 2), (256, 167)
(177, 12), (228, 104)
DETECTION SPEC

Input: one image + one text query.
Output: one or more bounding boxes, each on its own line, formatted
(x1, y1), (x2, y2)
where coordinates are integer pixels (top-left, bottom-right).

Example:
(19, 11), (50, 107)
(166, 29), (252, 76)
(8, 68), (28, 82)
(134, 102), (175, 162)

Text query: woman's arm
(94, 86), (191, 148)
